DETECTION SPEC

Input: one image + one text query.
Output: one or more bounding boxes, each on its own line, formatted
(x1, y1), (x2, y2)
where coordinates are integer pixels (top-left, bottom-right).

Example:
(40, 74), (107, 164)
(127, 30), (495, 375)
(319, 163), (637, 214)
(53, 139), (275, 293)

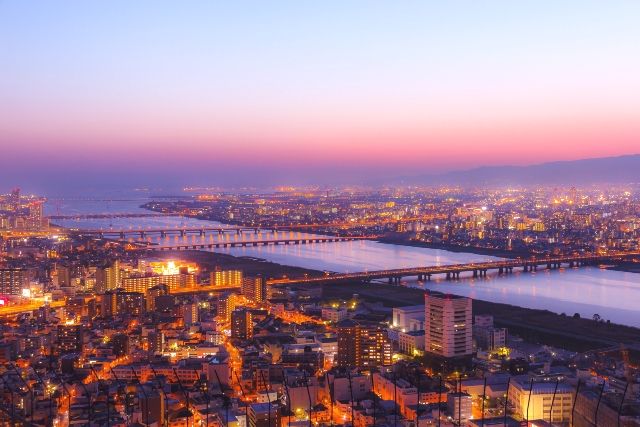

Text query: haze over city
(2, 1), (640, 191)
(2, 3), (640, 426)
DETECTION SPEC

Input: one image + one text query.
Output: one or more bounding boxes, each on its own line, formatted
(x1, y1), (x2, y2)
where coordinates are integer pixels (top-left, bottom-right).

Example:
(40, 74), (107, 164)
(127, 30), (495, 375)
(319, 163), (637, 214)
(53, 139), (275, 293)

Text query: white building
(508, 379), (574, 423)
(392, 305), (425, 332)
(424, 292), (473, 358)
(321, 307), (348, 323)
(447, 392), (472, 426)
(398, 330), (425, 356)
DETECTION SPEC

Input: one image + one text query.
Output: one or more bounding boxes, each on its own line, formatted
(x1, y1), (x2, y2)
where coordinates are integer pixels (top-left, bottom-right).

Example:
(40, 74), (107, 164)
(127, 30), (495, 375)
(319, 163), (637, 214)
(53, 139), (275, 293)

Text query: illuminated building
(147, 260), (198, 275)
(111, 333), (130, 356)
(217, 292), (239, 321)
(101, 289), (146, 317)
(95, 261), (121, 293)
(424, 292), (473, 367)
(241, 275), (266, 303)
(210, 269), (243, 287)
(231, 308), (253, 339)
(336, 319), (392, 368)
(509, 380), (573, 423)
(392, 305), (425, 332)
(182, 303), (199, 325)
(398, 330), (425, 356)
(447, 392), (472, 425)
(335, 320), (357, 367)
(26, 200), (45, 230)
(147, 331), (165, 354)
(57, 323), (84, 354)
(56, 265), (71, 287)
(139, 386), (165, 427)
(248, 402), (280, 427)
(473, 315), (507, 351)
(0, 268), (27, 295)
(146, 284), (169, 311)
(358, 324), (392, 367)
(121, 272), (195, 293)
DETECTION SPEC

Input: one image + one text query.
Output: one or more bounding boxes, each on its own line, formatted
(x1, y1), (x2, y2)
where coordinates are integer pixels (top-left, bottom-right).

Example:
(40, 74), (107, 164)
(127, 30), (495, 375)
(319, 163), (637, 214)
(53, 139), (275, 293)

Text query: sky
(1, 1), (640, 192)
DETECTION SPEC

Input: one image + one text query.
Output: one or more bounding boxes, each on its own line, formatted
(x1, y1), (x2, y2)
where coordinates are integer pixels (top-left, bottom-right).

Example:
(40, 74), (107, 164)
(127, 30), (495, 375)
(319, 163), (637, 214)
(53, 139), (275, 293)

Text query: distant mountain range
(399, 154), (640, 186)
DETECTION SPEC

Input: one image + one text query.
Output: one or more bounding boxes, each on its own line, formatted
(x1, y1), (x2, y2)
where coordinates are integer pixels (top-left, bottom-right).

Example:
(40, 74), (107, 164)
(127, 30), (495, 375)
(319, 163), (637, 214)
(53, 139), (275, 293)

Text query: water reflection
(46, 198), (640, 327)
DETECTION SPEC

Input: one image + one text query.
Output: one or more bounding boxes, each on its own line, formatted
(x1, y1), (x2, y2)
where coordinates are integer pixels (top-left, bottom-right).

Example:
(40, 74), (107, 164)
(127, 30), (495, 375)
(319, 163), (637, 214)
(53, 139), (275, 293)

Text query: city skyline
(2, 3), (640, 426)
(2, 1), (640, 190)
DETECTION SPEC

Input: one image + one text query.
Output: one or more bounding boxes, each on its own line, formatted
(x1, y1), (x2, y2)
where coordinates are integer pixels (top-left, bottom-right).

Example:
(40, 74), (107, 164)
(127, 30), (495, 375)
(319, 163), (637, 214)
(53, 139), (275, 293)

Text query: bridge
(267, 251), (640, 286)
(70, 226), (262, 238)
(138, 236), (373, 251)
(214, 214), (449, 231)
(48, 212), (180, 220)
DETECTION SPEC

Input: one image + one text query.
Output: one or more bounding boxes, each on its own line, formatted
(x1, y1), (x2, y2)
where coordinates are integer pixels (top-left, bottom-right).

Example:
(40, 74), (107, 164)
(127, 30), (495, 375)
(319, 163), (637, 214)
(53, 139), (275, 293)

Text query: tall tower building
(95, 261), (121, 293)
(57, 323), (84, 354)
(231, 309), (253, 340)
(146, 284), (169, 311)
(241, 275), (266, 303)
(424, 291), (473, 368)
(0, 269), (27, 295)
(336, 320), (392, 368)
(336, 319), (358, 367)
(217, 292), (239, 321)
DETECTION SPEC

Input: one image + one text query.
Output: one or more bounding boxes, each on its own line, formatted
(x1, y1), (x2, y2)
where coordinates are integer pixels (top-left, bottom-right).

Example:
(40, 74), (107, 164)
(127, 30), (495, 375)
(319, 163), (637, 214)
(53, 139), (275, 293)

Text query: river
(45, 196), (640, 327)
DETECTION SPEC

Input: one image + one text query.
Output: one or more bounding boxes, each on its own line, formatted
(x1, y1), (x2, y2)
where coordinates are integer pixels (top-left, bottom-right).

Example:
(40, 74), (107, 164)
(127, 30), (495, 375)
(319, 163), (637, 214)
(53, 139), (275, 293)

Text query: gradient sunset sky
(1, 1), (639, 190)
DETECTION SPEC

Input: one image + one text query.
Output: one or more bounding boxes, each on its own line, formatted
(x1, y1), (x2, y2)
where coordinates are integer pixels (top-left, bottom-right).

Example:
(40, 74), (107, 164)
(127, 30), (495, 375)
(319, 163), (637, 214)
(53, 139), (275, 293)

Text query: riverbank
(148, 249), (640, 355)
(607, 261), (640, 274)
(145, 249), (321, 279)
(314, 281), (640, 355)
(376, 235), (528, 259)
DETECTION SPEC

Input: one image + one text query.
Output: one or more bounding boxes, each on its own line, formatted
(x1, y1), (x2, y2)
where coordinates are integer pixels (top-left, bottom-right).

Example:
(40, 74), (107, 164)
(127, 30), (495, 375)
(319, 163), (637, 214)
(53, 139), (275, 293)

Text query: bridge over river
(267, 251), (640, 285)
(137, 236), (373, 250)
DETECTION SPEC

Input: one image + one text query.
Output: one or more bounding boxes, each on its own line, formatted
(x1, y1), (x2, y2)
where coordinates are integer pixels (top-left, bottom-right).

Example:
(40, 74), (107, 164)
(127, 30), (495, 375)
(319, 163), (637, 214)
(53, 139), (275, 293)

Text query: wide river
(46, 196), (640, 327)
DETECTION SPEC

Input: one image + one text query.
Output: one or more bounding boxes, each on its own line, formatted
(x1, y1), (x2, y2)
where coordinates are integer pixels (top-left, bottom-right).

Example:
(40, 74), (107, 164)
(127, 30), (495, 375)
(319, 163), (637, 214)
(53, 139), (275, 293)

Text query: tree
(573, 313), (581, 319)
(592, 314), (601, 322)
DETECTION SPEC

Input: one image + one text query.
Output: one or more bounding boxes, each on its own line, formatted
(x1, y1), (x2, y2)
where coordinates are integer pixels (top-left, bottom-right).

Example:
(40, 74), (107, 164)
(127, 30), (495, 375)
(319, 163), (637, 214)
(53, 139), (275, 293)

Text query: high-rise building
(57, 323), (84, 354)
(217, 292), (239, 321)
(336, 319), (358, 367)
(336, 320), (392, 368)
(424, 292), (473, 367)
(147, 331), (165, 354)
(121, 272), (195, 294)
(182, 303), (199, 325)
(101, 289), (146, 317)
(56, 265), (72, 288)
(241, 275), (266, 303)
(358, 325), (392, 368)
(95, 261), (121, 293)
(138, 386), (165, 427)
(210, 269), (243, 287)
(26, 200), (45, 230)
(231, 309), (253, 340)
(248, 402), (280, 427)
(146, 284), (169, 311)
(0, 268), (27, 295)
(111, 334), (130, 356)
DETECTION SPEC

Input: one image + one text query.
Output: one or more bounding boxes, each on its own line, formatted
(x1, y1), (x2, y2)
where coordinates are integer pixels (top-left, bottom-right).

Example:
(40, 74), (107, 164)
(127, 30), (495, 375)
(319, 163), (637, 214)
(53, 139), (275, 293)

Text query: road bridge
(48, 212), (180, 220)
(138, 236), (373, 251)
(70, 226), (262, 238)
(267, 252), (640, 286)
